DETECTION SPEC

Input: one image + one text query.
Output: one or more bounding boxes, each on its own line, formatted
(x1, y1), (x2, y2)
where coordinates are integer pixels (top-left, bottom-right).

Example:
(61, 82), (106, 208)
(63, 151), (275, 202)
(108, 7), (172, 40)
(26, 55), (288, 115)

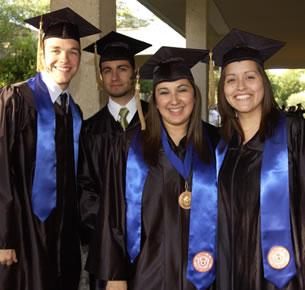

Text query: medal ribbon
(161, 126), (192, 180)
(215, 115), (296, 288)
(27, 73), (82, 222)
(261, 114), (296, 288)
(126, 127), (217, 289)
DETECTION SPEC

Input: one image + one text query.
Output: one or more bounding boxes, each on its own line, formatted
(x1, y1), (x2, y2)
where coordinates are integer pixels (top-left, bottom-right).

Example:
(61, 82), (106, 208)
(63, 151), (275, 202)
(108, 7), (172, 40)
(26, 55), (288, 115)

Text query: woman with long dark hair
(86, 47), (219, 290)
(214, 29), (305, 289)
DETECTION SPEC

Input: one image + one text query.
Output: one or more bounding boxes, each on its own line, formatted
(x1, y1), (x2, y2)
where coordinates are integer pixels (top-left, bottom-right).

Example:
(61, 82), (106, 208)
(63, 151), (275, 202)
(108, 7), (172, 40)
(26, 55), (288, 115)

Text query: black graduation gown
(217, 114), (305, 290)
(86, 122), (219, 290)
(78, 100), (148, 243)
(0, 81), (81, 290)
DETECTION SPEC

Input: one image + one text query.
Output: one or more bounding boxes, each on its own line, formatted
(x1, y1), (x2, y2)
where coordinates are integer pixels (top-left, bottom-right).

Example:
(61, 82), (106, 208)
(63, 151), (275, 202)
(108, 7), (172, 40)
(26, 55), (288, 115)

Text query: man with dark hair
(0, 7), (100, 290)
(78, 31), (151, 290)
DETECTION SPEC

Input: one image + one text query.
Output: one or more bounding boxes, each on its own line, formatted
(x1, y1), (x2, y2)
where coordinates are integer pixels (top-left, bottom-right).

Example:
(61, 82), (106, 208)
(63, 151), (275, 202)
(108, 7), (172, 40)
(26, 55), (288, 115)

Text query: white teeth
(56, 67), (70, 71)
(236, 95), (250, 100)
(169, 108), (183, 112)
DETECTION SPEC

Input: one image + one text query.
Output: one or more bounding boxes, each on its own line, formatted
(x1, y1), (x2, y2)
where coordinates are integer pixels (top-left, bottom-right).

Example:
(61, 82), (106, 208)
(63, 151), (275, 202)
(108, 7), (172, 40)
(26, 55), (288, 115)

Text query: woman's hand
(106, 280), (127, 290)
(0, 249), (17, 266)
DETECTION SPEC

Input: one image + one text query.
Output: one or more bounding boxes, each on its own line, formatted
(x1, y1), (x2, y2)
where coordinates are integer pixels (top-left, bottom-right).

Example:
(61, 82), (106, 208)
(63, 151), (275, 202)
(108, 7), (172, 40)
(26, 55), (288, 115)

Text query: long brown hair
(217, 61), (280, 144)
(140, 79), (211, 166)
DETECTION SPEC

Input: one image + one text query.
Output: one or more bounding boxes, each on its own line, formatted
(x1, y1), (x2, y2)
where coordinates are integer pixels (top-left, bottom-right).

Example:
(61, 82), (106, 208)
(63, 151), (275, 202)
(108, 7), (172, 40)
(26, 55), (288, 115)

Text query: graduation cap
(25, 7), (101, 41)
(25, 7), (101, 71)
(139, 46), (209, 87)
(208, 28), (286, 68)
(83, 31), (151, 65)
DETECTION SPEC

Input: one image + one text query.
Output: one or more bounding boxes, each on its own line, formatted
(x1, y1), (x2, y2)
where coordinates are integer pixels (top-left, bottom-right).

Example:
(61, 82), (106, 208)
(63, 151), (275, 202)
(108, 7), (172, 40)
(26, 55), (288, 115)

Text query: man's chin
(110, 94), (125, 99)
(108, 88), (135, 99)
(109, 90), (130, 98)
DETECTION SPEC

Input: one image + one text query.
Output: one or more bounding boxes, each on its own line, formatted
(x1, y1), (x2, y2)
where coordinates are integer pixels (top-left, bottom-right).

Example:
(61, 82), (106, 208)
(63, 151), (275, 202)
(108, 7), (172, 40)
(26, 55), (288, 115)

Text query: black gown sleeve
(288, 116), (305, 286)
(77, 126), (101, 244)
(85, 129), (135, 280)
(0, 85), (20, 249)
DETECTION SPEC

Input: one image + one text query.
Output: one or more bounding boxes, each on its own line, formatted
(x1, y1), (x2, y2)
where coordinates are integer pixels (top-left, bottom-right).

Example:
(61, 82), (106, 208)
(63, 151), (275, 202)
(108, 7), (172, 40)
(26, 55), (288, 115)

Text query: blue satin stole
(27, 72), (82, 222)
(126, 127), (217, 289)
(215, 114), (296, 288)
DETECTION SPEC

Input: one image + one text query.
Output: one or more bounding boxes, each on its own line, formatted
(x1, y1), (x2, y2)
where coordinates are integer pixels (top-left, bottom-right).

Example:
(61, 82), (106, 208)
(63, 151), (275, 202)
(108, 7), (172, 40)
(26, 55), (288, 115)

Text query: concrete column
(51, 0), (116, 119)
(185, 0), (209, 121)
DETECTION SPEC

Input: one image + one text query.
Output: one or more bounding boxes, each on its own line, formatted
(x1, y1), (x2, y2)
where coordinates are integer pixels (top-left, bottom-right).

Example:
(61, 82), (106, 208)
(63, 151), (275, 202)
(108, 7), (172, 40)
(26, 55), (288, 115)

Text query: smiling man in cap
(77, 31), (151, 290)
(0, 7), (100, 290)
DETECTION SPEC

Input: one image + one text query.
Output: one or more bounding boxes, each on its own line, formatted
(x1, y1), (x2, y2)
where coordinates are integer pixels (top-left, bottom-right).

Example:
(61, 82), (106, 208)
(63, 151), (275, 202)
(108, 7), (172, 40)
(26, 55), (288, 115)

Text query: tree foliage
(0, 0), (49, 86)
(117, 0), (152, 28)
(139, 79), (153, 101)
(266, 69), (305, 106)
(0, 35), (37, 84)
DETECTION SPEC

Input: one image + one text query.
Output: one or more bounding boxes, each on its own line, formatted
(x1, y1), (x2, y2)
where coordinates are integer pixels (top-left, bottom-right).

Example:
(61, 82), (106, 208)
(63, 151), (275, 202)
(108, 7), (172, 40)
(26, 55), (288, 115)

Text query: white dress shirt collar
(41, 71), (70, 106)
(107, 95), (137, 124)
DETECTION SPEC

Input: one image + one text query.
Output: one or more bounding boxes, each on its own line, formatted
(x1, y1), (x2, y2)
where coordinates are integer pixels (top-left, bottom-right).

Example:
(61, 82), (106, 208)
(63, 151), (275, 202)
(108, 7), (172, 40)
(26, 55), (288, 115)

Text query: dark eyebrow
(225, 70), (258, 77)
(101, 66), (112, 72)
(177, 84), (189, 88)
(224, 73), (236, 77)
(117, 64), (130, 69)
(48, 45), (80, 52)
(157, 86), (169, 92)
(102, 64), (130, 72)
(48, 45), (61, 49)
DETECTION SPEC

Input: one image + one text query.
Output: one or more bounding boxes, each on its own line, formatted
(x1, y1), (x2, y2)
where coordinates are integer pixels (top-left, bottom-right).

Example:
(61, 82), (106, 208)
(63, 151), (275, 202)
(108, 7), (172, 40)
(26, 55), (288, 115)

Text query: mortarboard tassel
(209, 50), (215, 109)
(36, 16), (44, 72)
(94, 42), (104, 90)
(135, 69), (146, 130)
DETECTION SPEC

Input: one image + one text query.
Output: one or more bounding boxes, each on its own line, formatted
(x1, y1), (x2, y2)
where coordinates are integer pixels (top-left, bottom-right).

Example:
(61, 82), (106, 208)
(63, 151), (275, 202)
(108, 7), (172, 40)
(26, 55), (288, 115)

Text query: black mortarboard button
(83, 31), (151, 63)
(25, 7), (101, 42)
(206, 29), (286, 68)
(139, 46), (209, 86)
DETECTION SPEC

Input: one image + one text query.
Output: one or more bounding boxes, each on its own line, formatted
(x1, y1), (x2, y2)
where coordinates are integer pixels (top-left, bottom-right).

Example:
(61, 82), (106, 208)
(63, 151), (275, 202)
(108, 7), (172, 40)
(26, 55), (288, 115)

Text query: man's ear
(131, 67), (137, 80)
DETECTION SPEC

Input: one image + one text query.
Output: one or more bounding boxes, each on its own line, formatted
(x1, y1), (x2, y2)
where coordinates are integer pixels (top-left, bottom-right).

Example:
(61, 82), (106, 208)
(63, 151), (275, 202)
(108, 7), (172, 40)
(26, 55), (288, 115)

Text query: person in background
(288, 105), (296, 113)
(0, 7), (100, 290)
(78, 31), (151, 290)
(209, 104), (221, 127)
(295, 103), (305, 118)
(281, 104), (287, 112)
(213, 28), (305, 289)
(86, 46), (219, 290)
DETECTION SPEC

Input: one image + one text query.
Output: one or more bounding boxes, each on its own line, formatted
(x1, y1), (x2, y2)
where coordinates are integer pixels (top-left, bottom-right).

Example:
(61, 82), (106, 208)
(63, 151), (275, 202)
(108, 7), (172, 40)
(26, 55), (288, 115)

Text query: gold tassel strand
(36, 16), (44, 72)
(94, 42), (104, 90)
(209, 50), (215, 109)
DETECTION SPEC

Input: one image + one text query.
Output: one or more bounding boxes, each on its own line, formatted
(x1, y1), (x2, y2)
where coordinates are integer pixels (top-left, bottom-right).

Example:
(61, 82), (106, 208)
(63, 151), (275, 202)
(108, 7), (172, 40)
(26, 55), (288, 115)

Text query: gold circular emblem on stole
(267, 246), (290, 270)
(193, 251), (214, 273)
(178, 190), (192, 209)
